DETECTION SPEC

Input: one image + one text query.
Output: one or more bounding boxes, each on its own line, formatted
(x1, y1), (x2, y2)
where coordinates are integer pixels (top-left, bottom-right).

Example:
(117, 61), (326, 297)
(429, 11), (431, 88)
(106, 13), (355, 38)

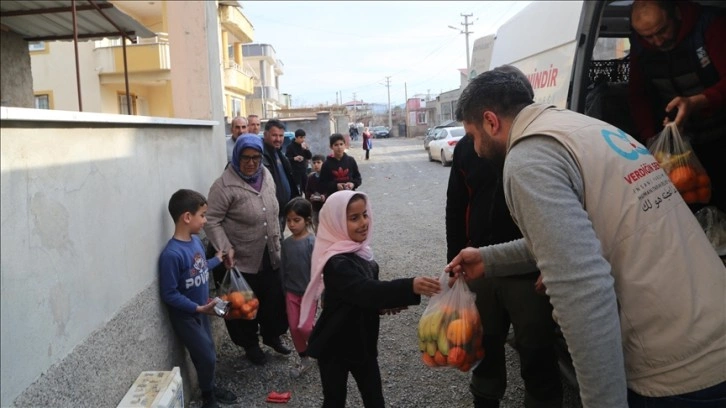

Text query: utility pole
(385, 76), (392, 130)
(449, 12), (474, 80)
(352, 92), (357, 121)
(404, 82), (409, 138)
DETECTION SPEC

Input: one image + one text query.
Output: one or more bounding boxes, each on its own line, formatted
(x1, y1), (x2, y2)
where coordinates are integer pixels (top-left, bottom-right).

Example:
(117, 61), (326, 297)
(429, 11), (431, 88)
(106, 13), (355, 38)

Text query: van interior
(570, 0), (725, 137)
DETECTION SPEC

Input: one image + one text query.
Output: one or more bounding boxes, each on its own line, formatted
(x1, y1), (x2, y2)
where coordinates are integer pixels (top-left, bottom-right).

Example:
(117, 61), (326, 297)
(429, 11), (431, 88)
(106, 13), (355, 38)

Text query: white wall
(0, 108), (224, 406)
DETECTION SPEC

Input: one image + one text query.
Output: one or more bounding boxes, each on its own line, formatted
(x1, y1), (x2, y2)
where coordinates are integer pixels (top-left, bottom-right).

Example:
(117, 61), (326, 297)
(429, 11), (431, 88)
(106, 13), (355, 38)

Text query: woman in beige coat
(205, 134), (291, 365)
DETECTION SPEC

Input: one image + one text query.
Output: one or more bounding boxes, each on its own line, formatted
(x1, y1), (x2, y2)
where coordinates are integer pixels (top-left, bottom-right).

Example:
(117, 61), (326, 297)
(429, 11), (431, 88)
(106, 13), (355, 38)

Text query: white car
(428, 126), (466, 166)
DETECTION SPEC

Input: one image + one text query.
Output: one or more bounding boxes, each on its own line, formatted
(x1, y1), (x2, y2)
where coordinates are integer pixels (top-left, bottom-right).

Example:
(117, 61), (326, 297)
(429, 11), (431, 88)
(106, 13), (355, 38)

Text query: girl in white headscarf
(299, 190), (440, 408)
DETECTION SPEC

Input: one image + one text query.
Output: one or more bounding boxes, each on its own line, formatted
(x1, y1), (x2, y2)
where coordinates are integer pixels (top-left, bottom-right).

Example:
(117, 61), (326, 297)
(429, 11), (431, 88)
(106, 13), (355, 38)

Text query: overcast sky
(241, 1), (531, 107)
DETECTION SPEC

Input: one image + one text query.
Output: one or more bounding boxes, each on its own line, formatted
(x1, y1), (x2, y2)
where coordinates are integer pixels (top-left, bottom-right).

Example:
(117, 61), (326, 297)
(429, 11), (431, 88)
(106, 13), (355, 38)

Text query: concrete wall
(272, 112), (335, 157)
(0, 108), (223, 407)
(1, 2), (227, 406)
(0, 31), (34, 108)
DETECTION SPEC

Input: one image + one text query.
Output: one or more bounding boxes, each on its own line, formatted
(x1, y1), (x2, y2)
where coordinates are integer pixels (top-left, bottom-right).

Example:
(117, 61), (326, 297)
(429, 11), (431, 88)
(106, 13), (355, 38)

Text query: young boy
(159, 189), (237, 408)
(285, 129), (313, 196)
(305, 154), (327, 232)
(319, 133), (362, 199)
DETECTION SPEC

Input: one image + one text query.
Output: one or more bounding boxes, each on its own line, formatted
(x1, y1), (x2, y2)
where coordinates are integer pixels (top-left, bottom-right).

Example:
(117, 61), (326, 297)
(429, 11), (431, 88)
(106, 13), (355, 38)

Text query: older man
(628, 0), (726, 212)
(226, 116), (248, 164)
(247, 114), (262, 136)
(447, 70), (725, 408)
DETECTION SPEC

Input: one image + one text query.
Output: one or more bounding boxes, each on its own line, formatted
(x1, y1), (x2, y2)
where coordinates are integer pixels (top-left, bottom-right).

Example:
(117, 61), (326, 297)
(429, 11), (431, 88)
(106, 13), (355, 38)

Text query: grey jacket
(205, 166), (281, 273)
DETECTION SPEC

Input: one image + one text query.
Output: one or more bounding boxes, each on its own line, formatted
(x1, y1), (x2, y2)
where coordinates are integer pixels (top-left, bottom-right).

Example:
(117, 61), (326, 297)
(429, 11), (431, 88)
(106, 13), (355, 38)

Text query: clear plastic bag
(695, 206), (726, 257)
(648, 123), (711, 204)
(417, 273), (484, 372)
(218, 267), (258, 320)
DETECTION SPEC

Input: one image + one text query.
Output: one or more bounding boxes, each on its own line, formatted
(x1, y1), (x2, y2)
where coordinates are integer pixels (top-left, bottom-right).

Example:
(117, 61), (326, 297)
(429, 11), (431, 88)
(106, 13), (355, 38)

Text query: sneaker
(263, 337), (292, 355)
(245, 345), (267, 365)
(213, 387), (237, 405)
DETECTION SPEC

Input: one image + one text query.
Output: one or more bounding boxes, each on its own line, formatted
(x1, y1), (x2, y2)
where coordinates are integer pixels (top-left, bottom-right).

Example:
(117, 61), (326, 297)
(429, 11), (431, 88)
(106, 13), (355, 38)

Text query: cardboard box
(117, 367), (183, 408)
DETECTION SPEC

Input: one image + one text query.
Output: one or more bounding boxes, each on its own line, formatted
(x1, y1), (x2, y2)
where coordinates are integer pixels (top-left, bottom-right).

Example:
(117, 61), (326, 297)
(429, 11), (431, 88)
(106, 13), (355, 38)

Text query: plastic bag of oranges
(218, 267), (259, 320)
(648, 123), (711, 204)
(417, 273), (484, 372)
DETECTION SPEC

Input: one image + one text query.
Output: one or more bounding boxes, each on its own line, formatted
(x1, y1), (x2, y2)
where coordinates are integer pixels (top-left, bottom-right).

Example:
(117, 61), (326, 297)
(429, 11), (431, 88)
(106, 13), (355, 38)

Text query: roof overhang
(0, 0), (155, 43)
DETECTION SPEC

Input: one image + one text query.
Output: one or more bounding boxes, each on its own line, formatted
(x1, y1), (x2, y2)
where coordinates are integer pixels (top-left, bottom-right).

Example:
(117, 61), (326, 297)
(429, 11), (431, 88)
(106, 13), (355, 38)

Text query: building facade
(242, 43), (285, 118)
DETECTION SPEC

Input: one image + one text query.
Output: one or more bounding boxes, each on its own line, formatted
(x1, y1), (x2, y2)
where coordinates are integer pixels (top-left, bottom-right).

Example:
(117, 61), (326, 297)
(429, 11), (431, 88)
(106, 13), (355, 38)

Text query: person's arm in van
(666, 13), (726, 127)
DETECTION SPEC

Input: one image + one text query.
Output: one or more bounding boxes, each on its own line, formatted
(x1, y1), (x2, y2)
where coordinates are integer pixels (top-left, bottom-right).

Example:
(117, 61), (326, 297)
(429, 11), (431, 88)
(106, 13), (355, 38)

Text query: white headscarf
(298, 190), (374, 328)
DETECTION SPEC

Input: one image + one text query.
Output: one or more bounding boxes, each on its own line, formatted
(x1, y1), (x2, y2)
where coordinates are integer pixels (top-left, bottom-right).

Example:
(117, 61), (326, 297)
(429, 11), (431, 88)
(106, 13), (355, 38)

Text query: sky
(240, 1), (531, 108)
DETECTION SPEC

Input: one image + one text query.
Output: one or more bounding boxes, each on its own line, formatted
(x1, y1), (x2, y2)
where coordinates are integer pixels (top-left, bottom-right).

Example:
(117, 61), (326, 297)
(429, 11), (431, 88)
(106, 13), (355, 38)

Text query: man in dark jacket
(285, 129), (312, 196)
(262, 119), (301, 233)
(446, 66), (562, 408)
(628, 0), (726, 212)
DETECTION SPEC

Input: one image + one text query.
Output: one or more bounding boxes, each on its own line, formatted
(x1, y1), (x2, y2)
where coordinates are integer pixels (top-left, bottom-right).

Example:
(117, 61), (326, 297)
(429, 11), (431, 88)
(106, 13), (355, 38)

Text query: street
(214, 136), (582, 407)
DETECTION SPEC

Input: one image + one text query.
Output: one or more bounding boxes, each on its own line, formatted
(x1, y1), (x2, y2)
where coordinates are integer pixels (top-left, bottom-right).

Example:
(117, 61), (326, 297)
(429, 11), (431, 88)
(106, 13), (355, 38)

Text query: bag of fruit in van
(417, 272), (484, 372)
(218, 267), (258, 320)
(648, 123), (711, 204)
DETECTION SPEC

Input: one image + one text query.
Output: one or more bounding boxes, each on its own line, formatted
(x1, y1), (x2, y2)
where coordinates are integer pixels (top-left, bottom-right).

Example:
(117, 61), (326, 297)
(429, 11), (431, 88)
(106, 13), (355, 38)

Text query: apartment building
(29, 0), (255, 120)
(242, 43), (285, 118)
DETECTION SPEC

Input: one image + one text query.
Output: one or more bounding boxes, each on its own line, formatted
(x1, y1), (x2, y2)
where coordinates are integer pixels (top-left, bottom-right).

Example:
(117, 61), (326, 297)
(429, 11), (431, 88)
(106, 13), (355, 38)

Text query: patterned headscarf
(299, 190), (374, 328)
(231, 134), (264, 183)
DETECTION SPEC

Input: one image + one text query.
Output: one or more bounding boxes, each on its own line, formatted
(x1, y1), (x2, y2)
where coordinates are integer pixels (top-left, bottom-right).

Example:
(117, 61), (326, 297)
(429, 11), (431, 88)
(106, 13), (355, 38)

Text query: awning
(0, 0), (155, 42)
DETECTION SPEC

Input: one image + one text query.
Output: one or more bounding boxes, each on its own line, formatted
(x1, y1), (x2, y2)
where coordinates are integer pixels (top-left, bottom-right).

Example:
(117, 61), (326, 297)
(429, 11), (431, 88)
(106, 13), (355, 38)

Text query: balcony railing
(219, 5), (254, 43)
(224, 61), (254, 95)
(94, 33), (170, 74)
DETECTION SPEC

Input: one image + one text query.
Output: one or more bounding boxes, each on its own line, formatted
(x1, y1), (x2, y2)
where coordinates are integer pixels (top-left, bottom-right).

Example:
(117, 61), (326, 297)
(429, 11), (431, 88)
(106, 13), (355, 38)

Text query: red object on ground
(266, 391), (291, 403)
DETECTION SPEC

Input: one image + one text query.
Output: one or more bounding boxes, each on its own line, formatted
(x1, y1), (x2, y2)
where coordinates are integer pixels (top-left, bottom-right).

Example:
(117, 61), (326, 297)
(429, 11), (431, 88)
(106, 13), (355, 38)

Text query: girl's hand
(413, 277), (441, 297)
(196, 299), (217, 316)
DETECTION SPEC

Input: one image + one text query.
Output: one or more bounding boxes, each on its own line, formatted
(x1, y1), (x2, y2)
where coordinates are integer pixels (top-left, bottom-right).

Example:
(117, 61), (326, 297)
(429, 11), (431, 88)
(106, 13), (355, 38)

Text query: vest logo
(601, 128), (650, 160)
(696, 46), (711, 68)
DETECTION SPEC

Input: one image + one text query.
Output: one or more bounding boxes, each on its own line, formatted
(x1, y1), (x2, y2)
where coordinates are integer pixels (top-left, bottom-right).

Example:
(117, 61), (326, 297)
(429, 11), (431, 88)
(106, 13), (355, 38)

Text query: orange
(447, 347), (466, 367)
(446, 319), (473, 346)
(681, 190), (698, 204)
(668, 166), (697, 192)
(226, 309), (243, 319)
(459, 308), (480, 326)
(697, 174), (711, 188)
(434, 351), (447, 366)
(696, 187), (711, 203)
(241, 303), (253, 314)
(227, 291), (245, 308)
(458, 362), (472, 372)
(248, 298), (259, 310)
(421, 352), (437, 367)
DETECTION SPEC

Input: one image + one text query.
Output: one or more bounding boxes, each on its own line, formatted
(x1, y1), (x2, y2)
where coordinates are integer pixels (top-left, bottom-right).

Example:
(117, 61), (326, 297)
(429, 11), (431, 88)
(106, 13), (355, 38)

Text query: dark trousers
(365, 149), (370, 160)
(692, 138), (726, 213)
(167, 310), (216, 393)
(468, 275), (562, 407)
(293, 170), (307, 198)
(317, 356), (384, 408)
(627, 381), (726, 408)
(212, 251), (288, 349)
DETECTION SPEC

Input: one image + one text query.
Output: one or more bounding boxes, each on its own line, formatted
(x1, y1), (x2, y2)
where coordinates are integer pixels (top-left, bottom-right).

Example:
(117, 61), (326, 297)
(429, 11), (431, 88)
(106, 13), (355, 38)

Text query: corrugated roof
(0, 0), (155, 42)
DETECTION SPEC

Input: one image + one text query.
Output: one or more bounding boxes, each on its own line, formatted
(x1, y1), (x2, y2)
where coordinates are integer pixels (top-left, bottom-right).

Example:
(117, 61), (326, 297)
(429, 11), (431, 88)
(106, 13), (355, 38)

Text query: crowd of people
(159, 2), (724, 407)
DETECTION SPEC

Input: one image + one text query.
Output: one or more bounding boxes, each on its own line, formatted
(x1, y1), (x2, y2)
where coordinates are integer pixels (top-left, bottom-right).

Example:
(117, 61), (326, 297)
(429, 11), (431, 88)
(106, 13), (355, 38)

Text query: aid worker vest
(631, 6), (726, 144)
(507, 104), (726, 396)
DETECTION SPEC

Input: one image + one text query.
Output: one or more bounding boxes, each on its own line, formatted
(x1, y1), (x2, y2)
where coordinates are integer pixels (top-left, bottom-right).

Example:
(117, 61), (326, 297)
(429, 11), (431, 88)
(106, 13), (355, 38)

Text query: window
(231, 97), (242, 118)
(34, 94), (50, 109)
(118, 93), (138, 115)
(28, 41), (46, 52)
(416, 111), (427, 125)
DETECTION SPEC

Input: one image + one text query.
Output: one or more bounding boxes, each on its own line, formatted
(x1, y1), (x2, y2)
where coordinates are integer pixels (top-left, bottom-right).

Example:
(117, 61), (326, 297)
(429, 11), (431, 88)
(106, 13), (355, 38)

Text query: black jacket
(262, 143), (300, 215)
(318, 153), (362, 198)
(445, 136), (526, 262)
(306, 253), (420, 362)
(285, 141), (312, 178)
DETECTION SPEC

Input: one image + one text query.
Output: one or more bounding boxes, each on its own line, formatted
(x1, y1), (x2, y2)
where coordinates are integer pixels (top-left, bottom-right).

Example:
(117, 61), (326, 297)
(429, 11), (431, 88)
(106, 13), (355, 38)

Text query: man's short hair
(265, 119), (286, 132)
(295, 129), (306, 138)
(312, 154), (325, 162)
(329, 133), (345, 146)
(168, 189), (207, 223)
(247, 114), (259, 121)
(456, 69), (535, 124)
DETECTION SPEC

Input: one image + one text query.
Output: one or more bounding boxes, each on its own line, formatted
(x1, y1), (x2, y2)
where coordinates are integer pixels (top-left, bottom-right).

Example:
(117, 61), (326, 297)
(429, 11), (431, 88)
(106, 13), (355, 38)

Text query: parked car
(428, 126), (466, 166)
(370, 126), (391, 138)
(423, 120), (461, 150)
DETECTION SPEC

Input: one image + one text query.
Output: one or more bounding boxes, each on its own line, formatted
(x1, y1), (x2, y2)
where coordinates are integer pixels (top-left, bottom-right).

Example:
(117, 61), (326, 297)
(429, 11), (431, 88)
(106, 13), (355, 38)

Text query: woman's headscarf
(298, 190), (374, 328)
(231, 134), (264, 184)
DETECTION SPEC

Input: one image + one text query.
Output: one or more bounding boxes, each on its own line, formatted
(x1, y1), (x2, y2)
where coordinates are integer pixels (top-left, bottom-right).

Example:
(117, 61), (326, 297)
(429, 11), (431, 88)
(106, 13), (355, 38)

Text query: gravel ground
(202, 137), (583, 408)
